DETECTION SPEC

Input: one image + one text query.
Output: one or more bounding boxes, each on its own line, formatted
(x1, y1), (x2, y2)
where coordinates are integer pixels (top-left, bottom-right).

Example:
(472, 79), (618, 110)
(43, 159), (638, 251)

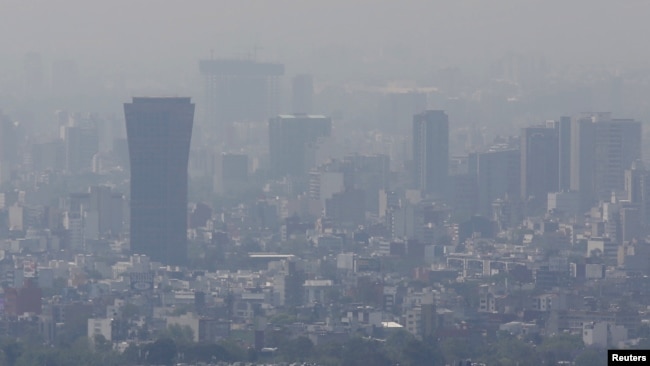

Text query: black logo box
(608, 350), (650, 365)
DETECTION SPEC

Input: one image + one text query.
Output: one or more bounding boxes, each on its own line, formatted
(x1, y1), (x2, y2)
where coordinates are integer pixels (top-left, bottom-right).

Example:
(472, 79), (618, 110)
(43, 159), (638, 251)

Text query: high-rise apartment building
(124, 97), (194, 266)
(413, 110), (449, 199)
(269, 114), (331, 178)
(521, 123), (558, 210)
(571, 113), (641, 210)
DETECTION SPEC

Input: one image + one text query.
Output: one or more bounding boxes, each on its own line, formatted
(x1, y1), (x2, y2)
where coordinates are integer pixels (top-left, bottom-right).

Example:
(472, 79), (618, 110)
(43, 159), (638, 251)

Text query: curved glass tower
(124, 97), (194, 266)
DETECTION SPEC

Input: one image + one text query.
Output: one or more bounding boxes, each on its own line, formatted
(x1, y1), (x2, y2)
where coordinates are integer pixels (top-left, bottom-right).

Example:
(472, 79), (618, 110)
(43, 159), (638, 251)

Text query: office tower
(415, 200), (451, 244)
(570, 116), (596, 209)
(571, 113), (641, 210)
(470, 145), (520, 217)
(308, 154), (389, 216)
(626, 160), (647, 203)
(557, 116), (572, 191)
(68, 186), (125, 239)
(199, 59), (284, 142)
(63, 120), (99, 174)
(620, 206), (643, 243)
(309, 169), (345, 205)
(625, 161), (650, 231)
(413, 110), (449, 199)
(343, 154), (390, 214)
(292, 74), (314, 114)
(521, 124), (558, 210)
(124, 97), (194, 266)
(449, 155), (476, 218)
(450, 173), (478, 220)
(269, 114), (331, 178)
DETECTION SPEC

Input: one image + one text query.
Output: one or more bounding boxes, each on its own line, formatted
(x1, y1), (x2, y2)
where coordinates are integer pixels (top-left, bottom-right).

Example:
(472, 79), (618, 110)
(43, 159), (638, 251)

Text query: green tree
(166, 324), (194, 345)
(481, 336), (541, 366)
(540, 333), (583, 363)
(121, 343), (142, 365)
(217, 338), (247, 361)
(93, 334), (113, 353)
(145, 338), (177, 366)
(400, 337), (445, 366)
(180, 343), (231, 363)
(2, 339), (23, 366)
(574, 348), (607, 366)
(341, 337), (392, 366)
(440, 337), (474, 363)
(385, 329), (415, 361)
(313, 341), (344, 366)
(278, 336), (314, 362)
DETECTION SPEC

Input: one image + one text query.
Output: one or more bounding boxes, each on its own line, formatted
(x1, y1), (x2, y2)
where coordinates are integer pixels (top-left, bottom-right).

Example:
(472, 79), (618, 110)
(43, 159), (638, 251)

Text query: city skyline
(2, 2), (650, 365)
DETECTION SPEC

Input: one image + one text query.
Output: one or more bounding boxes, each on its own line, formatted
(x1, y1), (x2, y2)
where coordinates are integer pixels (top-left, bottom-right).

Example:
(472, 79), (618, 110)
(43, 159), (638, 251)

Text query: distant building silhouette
(62, 118), (99, 174)
(22, 52), (44, 95)
(570, 113), (641, 210)
(269, 114), (331, 178)
(557, 116), (572, 191)
(380, 91), (427, 134)
(51, 59), (79, 95)
(68, 185), (125, 239)
(199, 59), (284, 142)
(625, 160), (650, 231)
(292, 74), (314, 114)
(470, 145), (520, 217)
(521, 123), (558, 211)
(413, 110), (449, 199)
(124, 97), (194, 266)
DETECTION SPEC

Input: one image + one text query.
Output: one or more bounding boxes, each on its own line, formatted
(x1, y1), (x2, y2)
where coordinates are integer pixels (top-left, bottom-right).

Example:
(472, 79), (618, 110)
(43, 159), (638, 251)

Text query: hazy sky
(1, 0), (650, 82)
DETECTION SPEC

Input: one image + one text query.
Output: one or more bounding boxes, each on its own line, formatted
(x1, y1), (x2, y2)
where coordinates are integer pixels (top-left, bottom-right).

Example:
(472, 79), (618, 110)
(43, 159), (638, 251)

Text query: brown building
(4, 278), (42, 316)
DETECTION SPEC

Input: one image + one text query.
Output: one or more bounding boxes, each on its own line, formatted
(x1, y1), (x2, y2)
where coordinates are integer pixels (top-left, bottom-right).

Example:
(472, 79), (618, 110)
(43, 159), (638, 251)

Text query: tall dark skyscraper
(520, 123), (558, 210)
(124, 97), (194, 266)
(413, 110), (449, 199)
